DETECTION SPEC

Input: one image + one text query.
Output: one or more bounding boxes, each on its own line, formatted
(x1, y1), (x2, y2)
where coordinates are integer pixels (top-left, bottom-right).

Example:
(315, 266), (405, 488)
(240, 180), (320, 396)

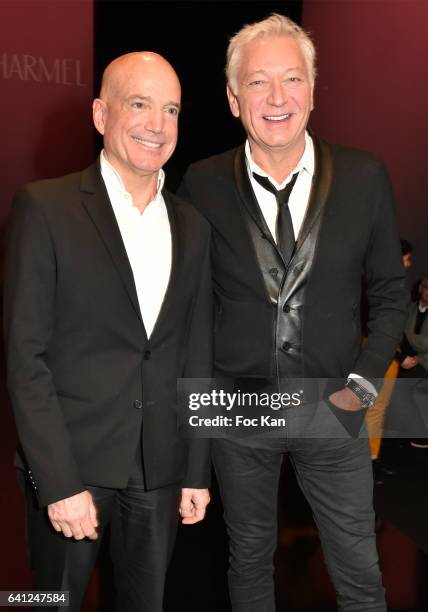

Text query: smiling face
(93, 53), (180, 188)
(227, 35), (314, 165)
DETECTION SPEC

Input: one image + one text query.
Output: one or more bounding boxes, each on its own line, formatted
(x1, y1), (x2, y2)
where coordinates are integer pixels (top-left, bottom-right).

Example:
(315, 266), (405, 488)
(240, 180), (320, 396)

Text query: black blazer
(4, 160), (212, 507)
(179, 135), (408, 381)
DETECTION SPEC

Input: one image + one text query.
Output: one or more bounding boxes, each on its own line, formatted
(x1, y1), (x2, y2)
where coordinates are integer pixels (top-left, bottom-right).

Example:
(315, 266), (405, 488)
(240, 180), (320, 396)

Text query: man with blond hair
(4, 52), (211, 611)
(180, 13), (408, 612)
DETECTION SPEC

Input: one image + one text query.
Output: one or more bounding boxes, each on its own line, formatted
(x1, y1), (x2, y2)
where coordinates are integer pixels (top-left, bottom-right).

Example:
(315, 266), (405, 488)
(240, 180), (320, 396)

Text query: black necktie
(253, 172), (299, 264)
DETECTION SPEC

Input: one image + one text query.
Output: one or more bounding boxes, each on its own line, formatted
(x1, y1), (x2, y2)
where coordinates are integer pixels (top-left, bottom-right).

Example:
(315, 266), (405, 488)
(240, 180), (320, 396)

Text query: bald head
(99, 52), (180, 102)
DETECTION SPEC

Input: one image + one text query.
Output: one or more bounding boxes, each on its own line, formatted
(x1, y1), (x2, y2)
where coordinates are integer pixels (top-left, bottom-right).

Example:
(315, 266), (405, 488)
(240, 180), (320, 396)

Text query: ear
(310, 83), (315, 112)
(226, 84), (240, 119)
(92, 98), (107, 135)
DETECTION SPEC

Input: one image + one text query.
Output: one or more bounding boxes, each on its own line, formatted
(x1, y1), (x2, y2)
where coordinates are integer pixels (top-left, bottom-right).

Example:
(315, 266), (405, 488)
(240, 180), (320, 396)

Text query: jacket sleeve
(353, 161), (409, 380)
(399, 331), (418, 360)
(181, 224), (213, 488)
(3, 187), (84, 506)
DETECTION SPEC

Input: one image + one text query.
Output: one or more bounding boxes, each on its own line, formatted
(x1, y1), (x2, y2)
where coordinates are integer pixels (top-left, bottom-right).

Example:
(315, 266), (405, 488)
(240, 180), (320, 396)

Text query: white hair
(226, 13), (316, 91)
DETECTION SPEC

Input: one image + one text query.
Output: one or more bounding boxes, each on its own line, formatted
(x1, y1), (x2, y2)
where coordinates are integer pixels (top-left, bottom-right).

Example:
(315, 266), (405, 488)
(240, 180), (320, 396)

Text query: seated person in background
(399, 277), (428, 448)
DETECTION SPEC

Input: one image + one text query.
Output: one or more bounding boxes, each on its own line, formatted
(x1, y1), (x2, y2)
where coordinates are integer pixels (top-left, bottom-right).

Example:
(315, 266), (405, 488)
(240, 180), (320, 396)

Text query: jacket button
(134, 400), (143, 409)
(282, 342), (291, 352)
(269, 268), (279, 277)
(144, 350), (151, 360)
(283, 304), (291, 313)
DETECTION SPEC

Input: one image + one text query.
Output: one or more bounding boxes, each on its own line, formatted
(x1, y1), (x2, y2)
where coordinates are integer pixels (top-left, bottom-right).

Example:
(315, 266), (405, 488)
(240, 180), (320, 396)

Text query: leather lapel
(233, 145), (276, 243)
(295, 136), (333, 252)
(79, 161), (145, 330)
(148, 189), (179, 338)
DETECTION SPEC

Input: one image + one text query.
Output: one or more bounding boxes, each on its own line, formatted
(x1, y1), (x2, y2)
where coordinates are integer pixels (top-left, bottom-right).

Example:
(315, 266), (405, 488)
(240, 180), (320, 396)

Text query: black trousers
(212, 402), (386, 612)
(21, 449), (180, 612)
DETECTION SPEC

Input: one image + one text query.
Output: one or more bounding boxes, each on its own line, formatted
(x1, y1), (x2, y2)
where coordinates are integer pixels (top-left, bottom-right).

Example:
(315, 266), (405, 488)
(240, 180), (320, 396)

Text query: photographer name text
(189, 414), (286, 428)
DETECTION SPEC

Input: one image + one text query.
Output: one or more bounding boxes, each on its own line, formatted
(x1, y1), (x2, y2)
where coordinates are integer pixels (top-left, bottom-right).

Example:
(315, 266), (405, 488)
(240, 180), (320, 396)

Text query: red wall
(303, 0), (428, 282)
(0, 0), (93, 590)
(0, 0), (94, 250)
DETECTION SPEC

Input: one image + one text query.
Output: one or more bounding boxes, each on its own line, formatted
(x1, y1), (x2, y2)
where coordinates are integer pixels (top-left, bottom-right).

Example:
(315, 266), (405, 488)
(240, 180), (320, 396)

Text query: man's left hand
(329, 387), (362, 411)
(179, 488), (210, 524)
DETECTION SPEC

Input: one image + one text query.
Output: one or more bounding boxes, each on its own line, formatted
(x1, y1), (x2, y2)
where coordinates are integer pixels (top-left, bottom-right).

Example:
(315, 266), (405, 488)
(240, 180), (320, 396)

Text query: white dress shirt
(100, 151), (172, 338)
(245, 131), (315, 242)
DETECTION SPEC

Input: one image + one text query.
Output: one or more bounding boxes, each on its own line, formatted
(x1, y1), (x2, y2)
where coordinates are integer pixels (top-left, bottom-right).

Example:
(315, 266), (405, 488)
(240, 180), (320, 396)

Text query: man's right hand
(47, 490), (98, 540)
(401, 356), (419, 369)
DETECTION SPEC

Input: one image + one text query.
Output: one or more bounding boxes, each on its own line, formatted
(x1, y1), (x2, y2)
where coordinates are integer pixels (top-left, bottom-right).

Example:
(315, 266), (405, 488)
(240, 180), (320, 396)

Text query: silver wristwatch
(345, 378), (376, 408)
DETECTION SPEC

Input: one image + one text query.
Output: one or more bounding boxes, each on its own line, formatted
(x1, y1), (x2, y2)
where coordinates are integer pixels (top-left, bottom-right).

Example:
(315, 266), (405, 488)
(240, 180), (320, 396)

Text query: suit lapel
(79, 161), (145, 330)
(233, 138), (333, 256)
(233, 145), (276, 243)
(295, 136), (333, 252)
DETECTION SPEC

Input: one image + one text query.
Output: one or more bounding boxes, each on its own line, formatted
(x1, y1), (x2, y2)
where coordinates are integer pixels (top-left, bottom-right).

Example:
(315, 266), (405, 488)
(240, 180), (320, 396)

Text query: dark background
(94, 1), (303, 189)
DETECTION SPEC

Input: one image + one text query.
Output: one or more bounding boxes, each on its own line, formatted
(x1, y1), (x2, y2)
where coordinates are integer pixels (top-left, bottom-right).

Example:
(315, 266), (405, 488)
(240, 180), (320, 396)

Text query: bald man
(4, 52), (212, 611)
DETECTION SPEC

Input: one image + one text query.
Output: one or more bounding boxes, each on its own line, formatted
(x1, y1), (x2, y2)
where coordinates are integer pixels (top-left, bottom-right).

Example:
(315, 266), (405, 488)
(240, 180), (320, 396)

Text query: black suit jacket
(179, 135), (408, 381)
(4, 160), (212, 507)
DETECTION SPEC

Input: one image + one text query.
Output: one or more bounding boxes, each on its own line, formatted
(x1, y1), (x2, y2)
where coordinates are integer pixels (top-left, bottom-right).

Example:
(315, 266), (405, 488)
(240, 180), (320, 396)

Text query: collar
(100, 149), (165, 203)
(245, 131), (315, 189)
(418, 302), (428, 313)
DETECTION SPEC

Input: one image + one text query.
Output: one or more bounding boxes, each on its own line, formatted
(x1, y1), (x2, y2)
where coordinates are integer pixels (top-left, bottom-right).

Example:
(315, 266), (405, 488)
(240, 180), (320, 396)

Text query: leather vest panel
(242, 206), (323, 380)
